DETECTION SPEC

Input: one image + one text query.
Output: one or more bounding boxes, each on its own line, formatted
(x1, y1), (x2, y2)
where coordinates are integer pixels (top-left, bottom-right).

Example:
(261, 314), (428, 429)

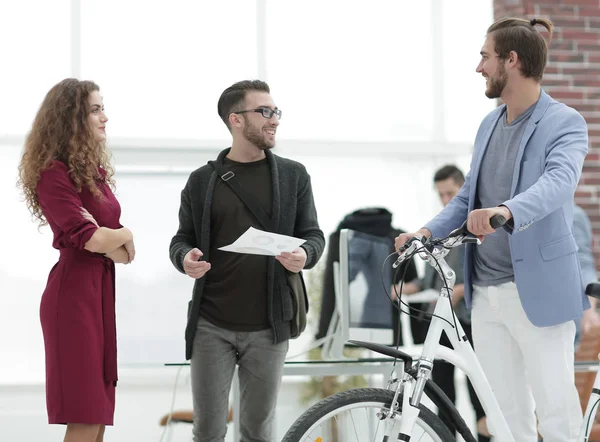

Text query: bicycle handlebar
(392, 214), (507, 268)
(490, 214), (507, 229)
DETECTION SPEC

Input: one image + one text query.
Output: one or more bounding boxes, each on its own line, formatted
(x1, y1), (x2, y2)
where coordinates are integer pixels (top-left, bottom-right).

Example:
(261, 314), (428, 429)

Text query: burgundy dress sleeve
(36, 161), (98, 249)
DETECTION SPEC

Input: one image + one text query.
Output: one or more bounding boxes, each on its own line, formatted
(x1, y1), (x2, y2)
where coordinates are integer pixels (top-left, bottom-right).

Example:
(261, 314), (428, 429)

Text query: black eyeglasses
(233, 108), (282, 120)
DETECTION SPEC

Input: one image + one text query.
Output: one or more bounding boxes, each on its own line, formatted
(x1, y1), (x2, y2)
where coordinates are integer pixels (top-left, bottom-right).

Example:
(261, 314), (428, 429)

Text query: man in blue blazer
(396, 17), (588, 442)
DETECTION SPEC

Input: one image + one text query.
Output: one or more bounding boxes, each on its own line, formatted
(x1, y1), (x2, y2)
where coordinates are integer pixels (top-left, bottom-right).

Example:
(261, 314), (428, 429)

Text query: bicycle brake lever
(441, 233), (480, 248)
(392, 236), (425, 268)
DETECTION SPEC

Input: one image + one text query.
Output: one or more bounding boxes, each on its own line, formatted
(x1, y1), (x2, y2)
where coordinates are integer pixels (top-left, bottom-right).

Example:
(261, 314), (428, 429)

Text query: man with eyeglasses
(169, 79), (324, 442)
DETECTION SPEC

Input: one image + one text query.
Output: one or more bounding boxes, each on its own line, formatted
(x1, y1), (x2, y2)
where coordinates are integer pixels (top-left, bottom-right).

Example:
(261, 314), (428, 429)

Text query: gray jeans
(191, 316), (288, 442)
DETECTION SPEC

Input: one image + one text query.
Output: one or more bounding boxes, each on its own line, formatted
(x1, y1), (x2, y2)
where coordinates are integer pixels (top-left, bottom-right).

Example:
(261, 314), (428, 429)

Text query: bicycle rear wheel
(282, 387), (454, 442)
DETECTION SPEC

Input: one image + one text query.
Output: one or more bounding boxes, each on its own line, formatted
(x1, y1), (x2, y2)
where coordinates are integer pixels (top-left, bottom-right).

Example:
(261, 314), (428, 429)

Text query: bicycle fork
(380, 361), (433, 440)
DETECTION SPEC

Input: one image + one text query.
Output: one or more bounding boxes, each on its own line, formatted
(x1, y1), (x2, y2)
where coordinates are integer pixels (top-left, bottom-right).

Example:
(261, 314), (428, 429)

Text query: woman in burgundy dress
(17, 78), (135, 442)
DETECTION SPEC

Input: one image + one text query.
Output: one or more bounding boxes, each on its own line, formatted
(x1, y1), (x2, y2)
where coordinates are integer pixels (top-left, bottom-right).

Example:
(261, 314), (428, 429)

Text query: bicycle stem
(429, 254), (457, 296)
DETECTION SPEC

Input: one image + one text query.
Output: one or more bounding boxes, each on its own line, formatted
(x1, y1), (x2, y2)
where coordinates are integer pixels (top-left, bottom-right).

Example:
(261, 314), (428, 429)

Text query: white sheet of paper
(218, 227), (306, 256)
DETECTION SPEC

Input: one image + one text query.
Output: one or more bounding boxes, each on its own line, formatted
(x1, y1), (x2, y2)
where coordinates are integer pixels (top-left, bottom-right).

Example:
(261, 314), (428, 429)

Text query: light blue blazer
(425, 90), (590, 327)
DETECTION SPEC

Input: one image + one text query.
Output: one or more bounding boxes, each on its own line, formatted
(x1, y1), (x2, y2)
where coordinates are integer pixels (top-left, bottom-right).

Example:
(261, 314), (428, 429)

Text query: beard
(485, 62), (508, 99)
(242, 117), (275, 150)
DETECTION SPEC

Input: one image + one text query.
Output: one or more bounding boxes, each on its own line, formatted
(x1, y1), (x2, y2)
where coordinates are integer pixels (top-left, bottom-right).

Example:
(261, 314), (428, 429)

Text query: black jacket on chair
(316, 208), (426, 346)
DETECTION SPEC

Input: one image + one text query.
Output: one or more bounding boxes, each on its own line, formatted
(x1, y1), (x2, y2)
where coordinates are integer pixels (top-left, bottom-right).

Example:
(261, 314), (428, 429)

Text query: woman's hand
(81, 207), (99, 227)
(105, 247), (131, 264)
(124, 239), (135, 263)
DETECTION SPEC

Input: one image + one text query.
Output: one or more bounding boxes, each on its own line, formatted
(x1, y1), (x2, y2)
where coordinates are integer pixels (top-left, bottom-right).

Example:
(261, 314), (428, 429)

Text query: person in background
(400, 165), (490, 441)
(573, 203), (600, 343)
(18, 78), (135, 442)
(169, 79), (324, 442)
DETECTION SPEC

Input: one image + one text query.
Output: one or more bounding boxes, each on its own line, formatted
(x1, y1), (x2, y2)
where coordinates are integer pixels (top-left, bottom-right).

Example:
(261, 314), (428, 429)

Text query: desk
(282, 357), (398, 375)
(165, 358), (599, 441)
(167, 357), (399, 441)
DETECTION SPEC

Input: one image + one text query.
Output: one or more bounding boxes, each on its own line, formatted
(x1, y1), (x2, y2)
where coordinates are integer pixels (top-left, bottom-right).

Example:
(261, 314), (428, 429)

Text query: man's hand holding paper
(275, 247), (307, 273)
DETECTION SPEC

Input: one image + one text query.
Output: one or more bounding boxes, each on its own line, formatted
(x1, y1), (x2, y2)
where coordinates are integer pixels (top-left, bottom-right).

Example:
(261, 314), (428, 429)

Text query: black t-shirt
(200, 157), (272, 331)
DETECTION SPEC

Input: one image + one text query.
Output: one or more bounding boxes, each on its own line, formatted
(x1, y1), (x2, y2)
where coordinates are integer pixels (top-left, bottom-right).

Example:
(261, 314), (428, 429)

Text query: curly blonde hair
(17, 78), (115, 226)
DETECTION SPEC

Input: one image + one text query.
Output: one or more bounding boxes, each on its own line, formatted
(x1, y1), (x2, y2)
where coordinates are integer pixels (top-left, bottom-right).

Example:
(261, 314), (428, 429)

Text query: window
(80, 1), (259, 139)
(265, 0), (434, 142)
(0, 1), (71, 136)
(442, 0), (495, 143)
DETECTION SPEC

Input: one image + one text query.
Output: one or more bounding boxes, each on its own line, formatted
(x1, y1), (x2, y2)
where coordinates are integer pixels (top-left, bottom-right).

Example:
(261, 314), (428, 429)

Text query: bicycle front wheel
(282, 387), (454, 442)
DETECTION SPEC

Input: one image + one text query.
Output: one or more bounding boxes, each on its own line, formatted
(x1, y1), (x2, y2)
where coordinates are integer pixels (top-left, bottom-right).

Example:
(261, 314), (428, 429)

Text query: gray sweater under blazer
(169, 148), (325, 360)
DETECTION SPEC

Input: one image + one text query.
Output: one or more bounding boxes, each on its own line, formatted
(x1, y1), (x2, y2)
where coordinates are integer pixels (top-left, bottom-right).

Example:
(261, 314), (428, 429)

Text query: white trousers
(471, 282), (581, 442)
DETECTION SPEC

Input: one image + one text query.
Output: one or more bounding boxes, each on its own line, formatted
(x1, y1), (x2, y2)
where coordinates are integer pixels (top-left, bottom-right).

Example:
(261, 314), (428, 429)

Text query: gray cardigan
(169, 148), (325, 359)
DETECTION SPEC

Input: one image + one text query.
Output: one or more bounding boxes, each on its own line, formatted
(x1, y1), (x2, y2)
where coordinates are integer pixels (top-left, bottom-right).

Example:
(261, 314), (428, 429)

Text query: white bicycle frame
(394, 241), (600, 441)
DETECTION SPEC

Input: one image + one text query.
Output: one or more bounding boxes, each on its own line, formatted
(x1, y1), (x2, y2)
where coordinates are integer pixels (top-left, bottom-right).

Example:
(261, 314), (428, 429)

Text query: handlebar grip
(451, 214), (507, 238)
(490, 214), (507, 229)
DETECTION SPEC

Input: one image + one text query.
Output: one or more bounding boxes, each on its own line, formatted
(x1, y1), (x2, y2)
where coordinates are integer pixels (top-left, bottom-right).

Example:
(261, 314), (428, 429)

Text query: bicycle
(282, 215), (600, 442)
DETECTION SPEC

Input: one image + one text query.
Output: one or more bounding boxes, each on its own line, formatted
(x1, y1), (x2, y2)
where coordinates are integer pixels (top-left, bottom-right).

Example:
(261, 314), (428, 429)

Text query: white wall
(0, 144), (474, 377)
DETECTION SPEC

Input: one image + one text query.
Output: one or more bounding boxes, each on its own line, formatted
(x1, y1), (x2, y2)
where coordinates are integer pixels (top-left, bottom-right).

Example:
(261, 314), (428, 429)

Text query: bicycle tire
(282, 387), (455, 442)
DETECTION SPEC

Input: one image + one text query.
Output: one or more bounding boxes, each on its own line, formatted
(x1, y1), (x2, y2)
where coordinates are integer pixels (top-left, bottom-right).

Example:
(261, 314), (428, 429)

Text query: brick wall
(493, 0), (600, 275)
